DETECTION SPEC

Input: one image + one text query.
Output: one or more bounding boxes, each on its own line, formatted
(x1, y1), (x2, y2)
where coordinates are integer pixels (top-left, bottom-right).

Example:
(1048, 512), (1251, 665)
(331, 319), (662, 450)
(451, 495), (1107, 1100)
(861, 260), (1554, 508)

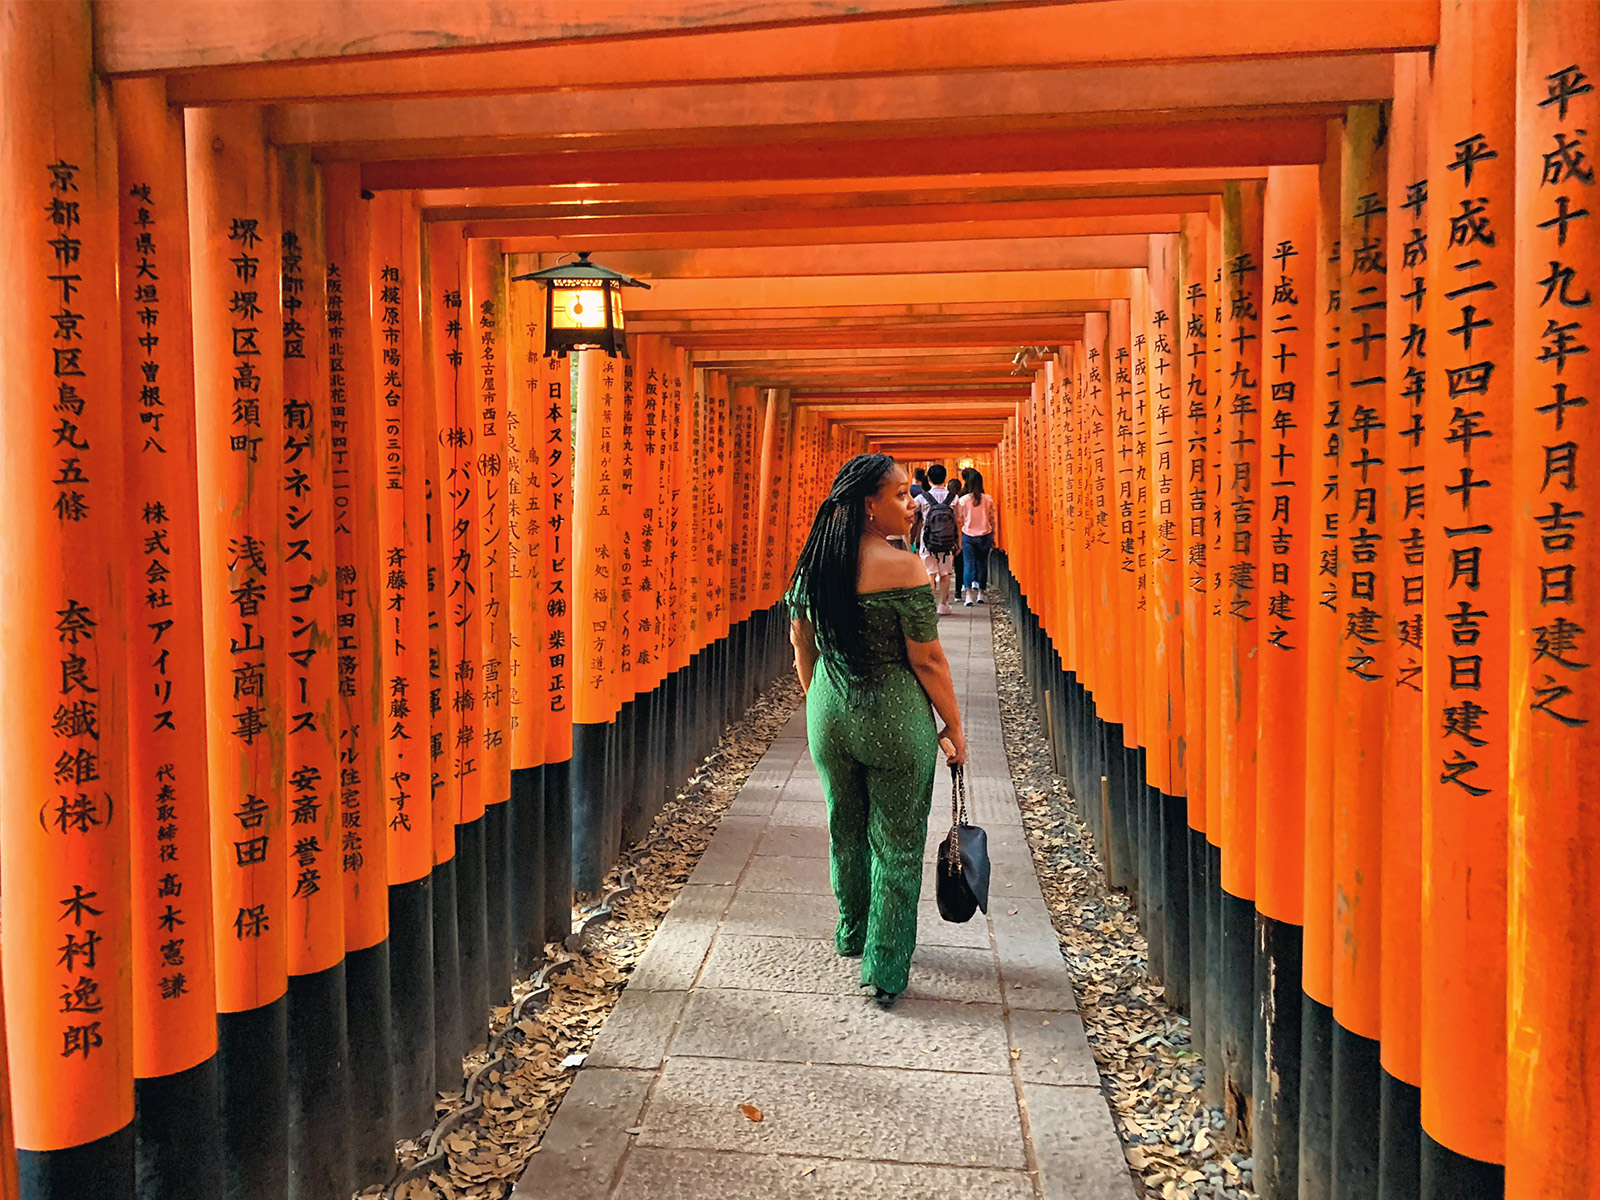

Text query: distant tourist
(912, 463), (959, 614)
(787, 453), (966, 1009)
(957, 467), (997, 606)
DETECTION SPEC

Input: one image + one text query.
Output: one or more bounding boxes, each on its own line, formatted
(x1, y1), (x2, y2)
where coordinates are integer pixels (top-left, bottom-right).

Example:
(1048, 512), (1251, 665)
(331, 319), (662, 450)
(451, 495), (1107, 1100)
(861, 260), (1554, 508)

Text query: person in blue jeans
(956, 467), (998, 605)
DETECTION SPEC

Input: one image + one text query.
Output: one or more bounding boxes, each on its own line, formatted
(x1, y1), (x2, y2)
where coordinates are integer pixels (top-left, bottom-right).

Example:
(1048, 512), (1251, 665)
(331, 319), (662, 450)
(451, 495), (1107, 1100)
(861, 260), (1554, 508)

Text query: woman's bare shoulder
(858, 541), (927, 591)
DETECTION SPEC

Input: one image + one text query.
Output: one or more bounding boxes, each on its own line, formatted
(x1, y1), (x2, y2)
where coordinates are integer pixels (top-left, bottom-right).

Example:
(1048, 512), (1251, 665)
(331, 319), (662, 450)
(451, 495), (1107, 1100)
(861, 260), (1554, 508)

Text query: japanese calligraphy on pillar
(280, 153), (343, 974)
(116, 75), (220, 1085)
(617, 357), (637, 695)
(186, 108), (287, 1014)
(541, 349), (572, 760)
(472, 246), (509, 800)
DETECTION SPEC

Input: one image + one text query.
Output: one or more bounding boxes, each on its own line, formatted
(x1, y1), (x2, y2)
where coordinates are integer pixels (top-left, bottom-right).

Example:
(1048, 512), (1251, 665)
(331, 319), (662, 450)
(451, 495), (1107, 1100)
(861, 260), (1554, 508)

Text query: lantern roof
(512, 251), (651, 290)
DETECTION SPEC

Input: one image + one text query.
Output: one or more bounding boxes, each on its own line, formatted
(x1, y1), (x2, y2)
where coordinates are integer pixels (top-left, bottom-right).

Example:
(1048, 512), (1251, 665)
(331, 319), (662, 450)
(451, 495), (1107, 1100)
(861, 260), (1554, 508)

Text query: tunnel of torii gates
(0, 1), (1597, 1199)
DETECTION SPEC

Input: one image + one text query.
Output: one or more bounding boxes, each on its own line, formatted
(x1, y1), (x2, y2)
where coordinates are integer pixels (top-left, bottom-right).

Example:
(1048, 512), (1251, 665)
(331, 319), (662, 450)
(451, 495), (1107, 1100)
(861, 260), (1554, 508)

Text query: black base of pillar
(1203, 841), (1224, 1108)
(1379, 1068), (1422, 1200)
(1299, 996), (1335, 1200)
(217, 996), (289, 1200)
(570, 721), (609, 894)
(483, 799), (514, 1001)
(1187, 827), (1209, 1050)
(512, 765), (547, 973)
(1142, 776), (1167, 982)
(1252, 914), (1303, 1200)
(1333, 1020), (1383, 1200)
(431, 855), (465, 1089)
(1420, 1130), (1503, 1200)
(344, 939), (394, 1183)
(388, 875), (437, 1133)
(287, 962), (353, 1200)
(1161, 792), (1191, 1014)
(19, 1125), (134, 1200)
(135, 1056), (221, 1200)
(456, 815), (491, 1051)
(1220, 888), (1256, 1135)
(543, 757), (573, 945)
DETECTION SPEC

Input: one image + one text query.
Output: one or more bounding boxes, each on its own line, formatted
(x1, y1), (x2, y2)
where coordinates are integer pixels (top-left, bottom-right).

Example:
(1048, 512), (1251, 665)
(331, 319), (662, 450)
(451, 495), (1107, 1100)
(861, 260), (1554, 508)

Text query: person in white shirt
(911, 463), (959, 614)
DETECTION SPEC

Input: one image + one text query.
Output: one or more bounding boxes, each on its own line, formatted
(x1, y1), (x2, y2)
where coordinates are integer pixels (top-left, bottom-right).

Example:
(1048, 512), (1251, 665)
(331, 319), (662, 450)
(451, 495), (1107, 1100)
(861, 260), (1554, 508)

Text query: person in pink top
(955, 467), (997, 606)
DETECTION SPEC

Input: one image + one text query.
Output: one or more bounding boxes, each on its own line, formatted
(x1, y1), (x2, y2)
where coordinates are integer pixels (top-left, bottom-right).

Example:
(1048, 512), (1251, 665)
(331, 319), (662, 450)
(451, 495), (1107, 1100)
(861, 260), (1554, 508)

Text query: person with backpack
(912, 463), (960, 614)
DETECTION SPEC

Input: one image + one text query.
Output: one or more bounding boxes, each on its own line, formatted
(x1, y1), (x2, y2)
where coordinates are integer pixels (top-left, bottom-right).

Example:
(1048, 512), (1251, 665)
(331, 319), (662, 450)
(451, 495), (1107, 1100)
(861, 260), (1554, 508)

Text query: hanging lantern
(512, 250), (650, 358)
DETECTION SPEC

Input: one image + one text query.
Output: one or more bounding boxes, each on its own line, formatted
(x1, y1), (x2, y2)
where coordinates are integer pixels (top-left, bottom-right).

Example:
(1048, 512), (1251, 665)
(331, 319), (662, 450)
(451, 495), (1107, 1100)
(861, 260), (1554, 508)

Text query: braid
(788, 452), (897, 679)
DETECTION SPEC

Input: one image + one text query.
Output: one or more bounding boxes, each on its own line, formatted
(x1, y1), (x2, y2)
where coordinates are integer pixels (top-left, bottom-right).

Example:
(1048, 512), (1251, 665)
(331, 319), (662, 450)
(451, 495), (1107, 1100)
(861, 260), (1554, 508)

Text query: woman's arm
(791, 617), (819, 694)
(905, 635), (966, 765)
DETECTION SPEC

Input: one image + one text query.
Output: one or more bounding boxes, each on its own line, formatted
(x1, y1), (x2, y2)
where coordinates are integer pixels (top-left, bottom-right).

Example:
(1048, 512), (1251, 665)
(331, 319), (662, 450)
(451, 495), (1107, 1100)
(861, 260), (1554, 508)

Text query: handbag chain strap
(944, 763), (968, 863)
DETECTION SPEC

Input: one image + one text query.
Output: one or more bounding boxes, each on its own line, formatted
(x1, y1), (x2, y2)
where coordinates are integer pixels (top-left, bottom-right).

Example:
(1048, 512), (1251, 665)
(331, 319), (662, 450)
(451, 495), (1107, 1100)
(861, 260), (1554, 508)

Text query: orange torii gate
(3, 4), (1600, 1200)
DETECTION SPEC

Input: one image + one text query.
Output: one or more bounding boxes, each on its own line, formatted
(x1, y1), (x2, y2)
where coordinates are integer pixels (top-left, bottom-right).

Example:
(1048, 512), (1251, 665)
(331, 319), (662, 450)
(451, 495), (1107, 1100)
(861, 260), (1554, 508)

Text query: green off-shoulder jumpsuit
(790, 584), (941, 995)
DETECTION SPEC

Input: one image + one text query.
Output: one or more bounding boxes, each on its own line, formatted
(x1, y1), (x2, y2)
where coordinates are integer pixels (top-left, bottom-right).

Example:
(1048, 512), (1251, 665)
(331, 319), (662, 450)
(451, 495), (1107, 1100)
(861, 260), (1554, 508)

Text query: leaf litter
(354, 676), (804, 1200)
(991, 606), (1257, 1200)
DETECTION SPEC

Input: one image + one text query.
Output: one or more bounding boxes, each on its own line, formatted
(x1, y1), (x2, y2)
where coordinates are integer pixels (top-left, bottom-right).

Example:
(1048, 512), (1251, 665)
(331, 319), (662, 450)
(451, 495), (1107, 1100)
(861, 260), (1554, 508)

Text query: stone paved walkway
(515, 605), (1133, 1200)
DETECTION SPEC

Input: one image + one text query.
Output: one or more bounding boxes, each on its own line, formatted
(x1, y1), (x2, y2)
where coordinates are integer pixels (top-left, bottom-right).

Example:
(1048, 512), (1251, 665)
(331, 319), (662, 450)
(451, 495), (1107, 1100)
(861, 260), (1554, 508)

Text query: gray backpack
(922, 490), (958, 555)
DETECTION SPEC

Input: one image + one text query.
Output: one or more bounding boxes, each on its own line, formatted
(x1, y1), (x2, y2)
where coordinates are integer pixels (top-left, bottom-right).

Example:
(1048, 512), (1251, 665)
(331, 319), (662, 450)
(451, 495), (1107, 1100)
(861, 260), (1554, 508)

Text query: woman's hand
(938, 727), (967, 767)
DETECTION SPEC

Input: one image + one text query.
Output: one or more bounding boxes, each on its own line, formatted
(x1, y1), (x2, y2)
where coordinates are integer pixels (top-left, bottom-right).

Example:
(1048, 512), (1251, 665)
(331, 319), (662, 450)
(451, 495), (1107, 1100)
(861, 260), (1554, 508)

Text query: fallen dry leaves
(354, 677), (803, 1200)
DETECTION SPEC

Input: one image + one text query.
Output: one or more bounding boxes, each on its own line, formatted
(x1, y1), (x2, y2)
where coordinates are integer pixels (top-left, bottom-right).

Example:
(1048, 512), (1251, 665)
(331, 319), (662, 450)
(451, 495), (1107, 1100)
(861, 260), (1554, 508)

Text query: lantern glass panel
(551, 285), (610, 331)
(608, 286), (625, 331)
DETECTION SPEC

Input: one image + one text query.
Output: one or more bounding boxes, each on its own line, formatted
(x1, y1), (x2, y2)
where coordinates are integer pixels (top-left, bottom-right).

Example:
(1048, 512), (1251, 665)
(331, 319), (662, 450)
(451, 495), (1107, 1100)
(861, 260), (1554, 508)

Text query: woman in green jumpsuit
(788, 454), (967, 1007)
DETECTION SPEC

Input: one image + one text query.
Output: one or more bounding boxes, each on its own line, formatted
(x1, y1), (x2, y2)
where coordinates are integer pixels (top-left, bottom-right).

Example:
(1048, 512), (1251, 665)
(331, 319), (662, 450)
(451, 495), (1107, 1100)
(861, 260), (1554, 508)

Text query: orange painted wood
(1086, 311), (1122, 732)
(160, 1), (1440, 105)
(427, 222), (479, 835)
(1421, 0), (1515, 1163)
(573, 351), (620, 725)
(278, 149), (348, 969)
(615, 353), (641, 704)
(1148, 235), (1186, 797)
(1331, 102), (1390, 1042)
(0, 2), (133, 1150)
(187, 105), (289, 1017)
(1218, 180), (1265, 901)
(1112, 300), (1142, 752)
(1204, 199), (1226, 846)
(360, 120), (1329, 192)
(538, 345), (574, 767)
(1179, 213), (1212, 831)
(369, 193), (434, 862)
(0, 951), (16, 1198)
(1506, 5), (1600, 1195)
(1301, 118), (1343, 1009)
(469, 239), (512, 805)
(1380, 53), (1432, 1091)
(323, 163), (391, 941)
(506, 268), (546, 771)
(1254, 164), (1317, 926)
(113, 75), (220, 1081)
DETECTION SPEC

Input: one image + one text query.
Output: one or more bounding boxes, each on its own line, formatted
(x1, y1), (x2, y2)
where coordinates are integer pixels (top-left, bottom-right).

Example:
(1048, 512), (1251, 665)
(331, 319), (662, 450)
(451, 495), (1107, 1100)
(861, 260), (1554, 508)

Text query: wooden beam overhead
(503, 236), (1150, 280)
(483, 213), (1185, 250)
(266, 57), (1391, 155)
(361, 117), (1331, 189)
(611, 270), (1134, 311)
(161, 0), (1437, 105)
(96, 0), (1013, 73)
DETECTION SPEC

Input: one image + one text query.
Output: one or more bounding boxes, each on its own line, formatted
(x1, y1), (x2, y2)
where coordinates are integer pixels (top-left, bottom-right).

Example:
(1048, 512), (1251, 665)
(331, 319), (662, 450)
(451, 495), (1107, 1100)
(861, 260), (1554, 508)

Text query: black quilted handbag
(935, 760), (990, 923)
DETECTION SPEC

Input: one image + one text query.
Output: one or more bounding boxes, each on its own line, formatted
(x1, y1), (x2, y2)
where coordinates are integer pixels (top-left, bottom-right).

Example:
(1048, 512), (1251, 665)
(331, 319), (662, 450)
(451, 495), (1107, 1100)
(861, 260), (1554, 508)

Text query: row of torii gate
(1, 3), (1597, 1200)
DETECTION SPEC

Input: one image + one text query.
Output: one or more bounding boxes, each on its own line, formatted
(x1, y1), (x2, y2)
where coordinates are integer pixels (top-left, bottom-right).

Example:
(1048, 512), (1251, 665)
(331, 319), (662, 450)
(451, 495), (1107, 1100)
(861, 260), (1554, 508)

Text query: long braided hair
(789, 452), (898, 679)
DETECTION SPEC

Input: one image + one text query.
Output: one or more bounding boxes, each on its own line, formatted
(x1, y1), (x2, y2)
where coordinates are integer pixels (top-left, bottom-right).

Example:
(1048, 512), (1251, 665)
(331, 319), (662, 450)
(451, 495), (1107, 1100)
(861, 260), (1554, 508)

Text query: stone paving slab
(613, 1148), (1037, 1200)
(514, 606), (1133, 1200)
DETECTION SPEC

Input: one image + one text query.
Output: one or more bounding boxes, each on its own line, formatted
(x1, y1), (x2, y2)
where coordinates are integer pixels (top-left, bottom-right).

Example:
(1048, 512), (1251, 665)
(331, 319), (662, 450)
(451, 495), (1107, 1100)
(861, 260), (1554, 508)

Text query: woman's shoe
(872, 987), (899, 1010)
